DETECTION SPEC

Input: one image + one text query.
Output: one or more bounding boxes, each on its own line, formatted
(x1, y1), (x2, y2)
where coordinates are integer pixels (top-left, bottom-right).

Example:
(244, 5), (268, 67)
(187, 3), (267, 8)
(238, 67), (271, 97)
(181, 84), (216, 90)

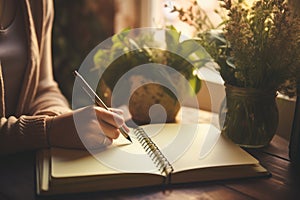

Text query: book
(36, 123), (269, 195)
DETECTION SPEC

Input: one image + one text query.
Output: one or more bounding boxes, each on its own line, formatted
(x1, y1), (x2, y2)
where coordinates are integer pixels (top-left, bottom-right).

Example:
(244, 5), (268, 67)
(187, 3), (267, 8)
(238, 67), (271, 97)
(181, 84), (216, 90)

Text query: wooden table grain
(0, 108), (299, 200)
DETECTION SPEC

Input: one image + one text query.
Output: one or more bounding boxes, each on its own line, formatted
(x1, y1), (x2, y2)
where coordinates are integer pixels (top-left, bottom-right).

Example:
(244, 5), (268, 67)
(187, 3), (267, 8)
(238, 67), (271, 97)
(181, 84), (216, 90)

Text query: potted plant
(92, 27), (211, 125)
(172, 0), (300, 147)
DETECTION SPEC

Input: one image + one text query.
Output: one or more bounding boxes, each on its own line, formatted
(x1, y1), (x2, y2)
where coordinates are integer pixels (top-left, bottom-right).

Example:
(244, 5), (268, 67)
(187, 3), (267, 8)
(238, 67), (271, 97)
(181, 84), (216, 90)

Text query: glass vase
(219, 84), (278, 148)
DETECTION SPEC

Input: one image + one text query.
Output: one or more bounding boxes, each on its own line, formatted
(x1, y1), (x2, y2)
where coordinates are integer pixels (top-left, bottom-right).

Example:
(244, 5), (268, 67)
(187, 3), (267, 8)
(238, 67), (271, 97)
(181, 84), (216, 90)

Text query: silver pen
(73, 70), (132, 143)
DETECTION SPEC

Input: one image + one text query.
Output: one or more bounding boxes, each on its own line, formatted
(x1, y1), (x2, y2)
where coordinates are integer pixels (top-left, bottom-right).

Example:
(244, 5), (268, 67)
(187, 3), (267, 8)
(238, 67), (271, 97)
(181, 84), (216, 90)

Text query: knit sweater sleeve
(0, 115), (48, 155)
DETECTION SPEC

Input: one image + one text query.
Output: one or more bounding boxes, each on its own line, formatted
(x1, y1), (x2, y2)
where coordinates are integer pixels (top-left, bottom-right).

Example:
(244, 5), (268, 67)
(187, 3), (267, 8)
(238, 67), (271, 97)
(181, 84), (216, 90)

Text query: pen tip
(127, 137), (132, 143)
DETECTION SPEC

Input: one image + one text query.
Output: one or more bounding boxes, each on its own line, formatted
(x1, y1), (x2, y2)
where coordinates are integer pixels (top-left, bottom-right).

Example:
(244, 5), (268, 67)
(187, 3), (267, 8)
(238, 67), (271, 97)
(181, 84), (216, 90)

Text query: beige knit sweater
(0, 0), (71, 155)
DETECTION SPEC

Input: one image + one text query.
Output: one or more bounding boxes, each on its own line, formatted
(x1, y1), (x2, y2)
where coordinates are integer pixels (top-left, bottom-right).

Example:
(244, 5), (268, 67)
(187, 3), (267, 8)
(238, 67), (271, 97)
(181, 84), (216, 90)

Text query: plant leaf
(165, 26), (181, 50)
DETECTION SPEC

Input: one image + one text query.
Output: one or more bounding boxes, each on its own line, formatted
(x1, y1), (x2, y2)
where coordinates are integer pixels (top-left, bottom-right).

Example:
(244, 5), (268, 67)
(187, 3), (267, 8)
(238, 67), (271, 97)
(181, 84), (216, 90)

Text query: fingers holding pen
(108, 108), (131, 133)
(95, 107), (125, 128)
(47, 105), (130, 150)
(109, 108), (124, 116)
(94, 107), (130, 136)
(74, 71), (131, 143)
(97, 120), (120, 139)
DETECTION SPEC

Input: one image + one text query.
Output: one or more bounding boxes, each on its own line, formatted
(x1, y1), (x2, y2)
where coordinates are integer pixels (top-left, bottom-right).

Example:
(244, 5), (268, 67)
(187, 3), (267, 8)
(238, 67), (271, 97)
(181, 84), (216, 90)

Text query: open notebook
(36, 123), (269, 195)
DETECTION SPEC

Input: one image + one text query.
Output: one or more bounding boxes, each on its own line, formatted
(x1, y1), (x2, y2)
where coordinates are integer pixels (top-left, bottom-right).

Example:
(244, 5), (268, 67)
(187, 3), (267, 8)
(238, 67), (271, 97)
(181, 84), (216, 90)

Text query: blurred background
(52, 0), (299, 104)
(52, 0), (299, 138)
(51, 0), (220, 102)
(52, 0), (115, 101)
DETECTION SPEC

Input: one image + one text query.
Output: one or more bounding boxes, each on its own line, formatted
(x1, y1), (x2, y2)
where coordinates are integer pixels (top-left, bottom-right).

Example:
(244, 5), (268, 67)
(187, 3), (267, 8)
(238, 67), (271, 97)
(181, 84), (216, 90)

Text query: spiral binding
(133, 127), (174, 177)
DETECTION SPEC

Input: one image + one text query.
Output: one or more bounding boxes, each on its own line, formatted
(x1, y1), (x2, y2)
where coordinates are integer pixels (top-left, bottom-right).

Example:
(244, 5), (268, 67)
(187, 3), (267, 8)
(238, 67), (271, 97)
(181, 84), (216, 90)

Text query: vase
(219, 84), (278, 148)
(289, 87), (300, 162)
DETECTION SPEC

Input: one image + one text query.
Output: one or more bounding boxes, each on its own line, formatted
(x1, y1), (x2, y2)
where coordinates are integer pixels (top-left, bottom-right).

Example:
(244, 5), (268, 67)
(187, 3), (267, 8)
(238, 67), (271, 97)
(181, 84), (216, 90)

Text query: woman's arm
(0, 1), (129, 156)
(0, 1), (57, 156)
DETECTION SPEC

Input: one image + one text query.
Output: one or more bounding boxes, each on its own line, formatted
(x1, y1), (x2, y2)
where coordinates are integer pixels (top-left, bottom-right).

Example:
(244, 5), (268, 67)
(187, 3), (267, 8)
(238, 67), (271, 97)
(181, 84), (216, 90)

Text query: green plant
(172, 0), (300, 147)
(172, 0), (300, 96)
(92, 27), (211, 101)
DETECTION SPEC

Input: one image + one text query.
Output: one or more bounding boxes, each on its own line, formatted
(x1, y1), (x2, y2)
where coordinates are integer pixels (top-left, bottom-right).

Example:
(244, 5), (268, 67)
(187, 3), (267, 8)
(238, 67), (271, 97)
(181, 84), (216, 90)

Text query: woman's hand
(47, 105), (129, 150)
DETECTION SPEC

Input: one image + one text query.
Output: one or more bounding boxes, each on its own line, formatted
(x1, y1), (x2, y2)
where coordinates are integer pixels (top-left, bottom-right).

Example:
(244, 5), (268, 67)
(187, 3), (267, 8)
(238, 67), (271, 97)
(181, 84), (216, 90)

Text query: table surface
(1, 108), (300, 200)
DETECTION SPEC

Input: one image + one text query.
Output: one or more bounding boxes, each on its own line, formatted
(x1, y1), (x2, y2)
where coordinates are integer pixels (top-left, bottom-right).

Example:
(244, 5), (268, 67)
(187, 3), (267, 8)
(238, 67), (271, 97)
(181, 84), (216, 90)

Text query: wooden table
(0, 108), (299, 200)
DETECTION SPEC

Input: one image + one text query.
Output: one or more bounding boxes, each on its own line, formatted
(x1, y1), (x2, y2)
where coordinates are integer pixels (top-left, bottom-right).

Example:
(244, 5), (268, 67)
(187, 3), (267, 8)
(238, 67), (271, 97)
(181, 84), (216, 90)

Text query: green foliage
(173, 0), (300, 97)
(93, 27), (212, 98)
